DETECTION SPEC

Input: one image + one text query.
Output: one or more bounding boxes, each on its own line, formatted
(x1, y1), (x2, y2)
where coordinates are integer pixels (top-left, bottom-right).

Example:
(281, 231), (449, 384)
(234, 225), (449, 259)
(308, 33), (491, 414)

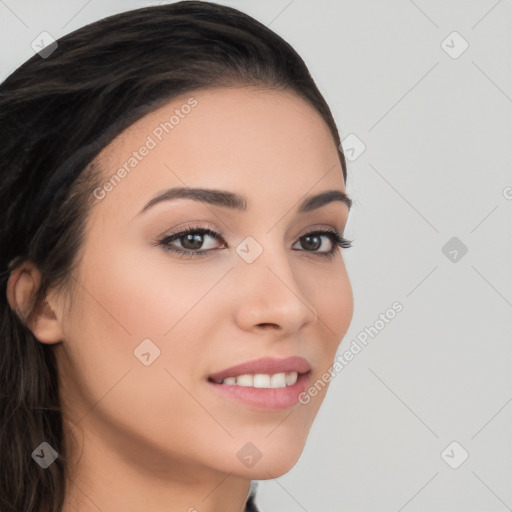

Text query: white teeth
(285, 372), (298, 386)
(253, 374), (271, 388)
(270, 373), (286, 388)
(236, 374), (254, 387)
(219, 372), (299, 388)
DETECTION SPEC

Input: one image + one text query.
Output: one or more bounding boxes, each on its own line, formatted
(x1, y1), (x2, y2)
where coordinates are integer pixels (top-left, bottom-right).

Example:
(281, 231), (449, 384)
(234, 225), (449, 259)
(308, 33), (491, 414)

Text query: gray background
(1, 1), (511, 511)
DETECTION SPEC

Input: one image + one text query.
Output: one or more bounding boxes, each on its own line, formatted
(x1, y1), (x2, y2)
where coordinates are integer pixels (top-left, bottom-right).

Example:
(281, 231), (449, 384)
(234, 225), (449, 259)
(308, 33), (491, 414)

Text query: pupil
(303, 235), (320, 251)
(183, 234), (203, 250)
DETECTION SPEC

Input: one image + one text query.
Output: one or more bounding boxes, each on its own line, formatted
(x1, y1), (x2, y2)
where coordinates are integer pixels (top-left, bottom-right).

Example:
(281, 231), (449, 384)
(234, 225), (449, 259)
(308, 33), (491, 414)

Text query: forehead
(90, 86), (345, 222)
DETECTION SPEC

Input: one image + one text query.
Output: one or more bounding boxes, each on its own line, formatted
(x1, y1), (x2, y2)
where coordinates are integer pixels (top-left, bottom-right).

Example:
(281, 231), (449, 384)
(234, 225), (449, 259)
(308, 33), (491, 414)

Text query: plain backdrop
(1, 1), (511, 511)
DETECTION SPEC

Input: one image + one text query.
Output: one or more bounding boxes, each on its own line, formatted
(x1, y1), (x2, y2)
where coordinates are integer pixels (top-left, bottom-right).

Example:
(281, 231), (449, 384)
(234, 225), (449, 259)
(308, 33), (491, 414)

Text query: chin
(216, 428), (311, 480)
(251, 451), (304, 479)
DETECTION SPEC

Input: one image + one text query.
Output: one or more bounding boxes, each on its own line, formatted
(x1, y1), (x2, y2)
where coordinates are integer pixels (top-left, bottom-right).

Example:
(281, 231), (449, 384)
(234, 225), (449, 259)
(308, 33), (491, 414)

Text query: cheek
(60, 249), (236, 462)
(65, 240), (235, 395)
(330, 264), (354, 338)
(297, 259), (353, 402)
(303, 258), (354, 349)
(76, 237), (229, 339)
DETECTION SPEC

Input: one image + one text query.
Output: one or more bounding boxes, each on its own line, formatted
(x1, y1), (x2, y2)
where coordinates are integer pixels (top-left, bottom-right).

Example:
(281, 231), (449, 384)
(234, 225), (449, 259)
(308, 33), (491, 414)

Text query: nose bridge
(231, 232), (317, 330)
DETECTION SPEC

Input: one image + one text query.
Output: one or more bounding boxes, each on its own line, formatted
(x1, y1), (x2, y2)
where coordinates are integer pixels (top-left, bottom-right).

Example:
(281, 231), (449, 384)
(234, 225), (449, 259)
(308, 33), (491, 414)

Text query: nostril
(256, 323), (279, 329)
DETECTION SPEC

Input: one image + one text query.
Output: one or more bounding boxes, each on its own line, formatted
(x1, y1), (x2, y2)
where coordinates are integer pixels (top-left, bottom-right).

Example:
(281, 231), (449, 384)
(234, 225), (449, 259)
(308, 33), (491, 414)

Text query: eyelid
(295, 222), (346, 239)
(155, 220), (225, 240)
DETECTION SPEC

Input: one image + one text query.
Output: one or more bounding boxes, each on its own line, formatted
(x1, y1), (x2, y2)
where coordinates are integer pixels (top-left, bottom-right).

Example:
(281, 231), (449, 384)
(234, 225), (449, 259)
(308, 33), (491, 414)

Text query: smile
(210, 371), (299, 388)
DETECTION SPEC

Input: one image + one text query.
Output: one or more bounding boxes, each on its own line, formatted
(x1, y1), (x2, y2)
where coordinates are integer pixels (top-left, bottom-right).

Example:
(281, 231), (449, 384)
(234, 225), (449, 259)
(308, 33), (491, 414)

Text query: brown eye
(180, 232), (208, 251)
(293, 229), (352, 258)
(157, 226), (225, 257)
(300, 234), (323, 251)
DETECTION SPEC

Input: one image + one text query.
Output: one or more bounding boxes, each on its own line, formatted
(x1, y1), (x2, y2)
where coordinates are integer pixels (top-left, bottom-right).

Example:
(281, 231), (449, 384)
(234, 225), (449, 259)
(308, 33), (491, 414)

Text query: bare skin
(7, 86), (353, 511)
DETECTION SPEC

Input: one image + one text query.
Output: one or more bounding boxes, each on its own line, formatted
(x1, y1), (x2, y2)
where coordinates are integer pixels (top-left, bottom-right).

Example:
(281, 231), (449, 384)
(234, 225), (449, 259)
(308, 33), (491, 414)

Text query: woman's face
(54, 86), (353, 481)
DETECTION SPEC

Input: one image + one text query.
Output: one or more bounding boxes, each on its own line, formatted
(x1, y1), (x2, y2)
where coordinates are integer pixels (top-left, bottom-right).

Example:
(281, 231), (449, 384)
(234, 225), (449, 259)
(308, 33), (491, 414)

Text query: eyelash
(155, 225), (352, 260)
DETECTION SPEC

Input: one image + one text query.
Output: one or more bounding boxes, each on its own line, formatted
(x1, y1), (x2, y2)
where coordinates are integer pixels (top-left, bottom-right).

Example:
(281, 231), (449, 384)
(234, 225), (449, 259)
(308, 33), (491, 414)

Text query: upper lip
(208, 356), (311, 382)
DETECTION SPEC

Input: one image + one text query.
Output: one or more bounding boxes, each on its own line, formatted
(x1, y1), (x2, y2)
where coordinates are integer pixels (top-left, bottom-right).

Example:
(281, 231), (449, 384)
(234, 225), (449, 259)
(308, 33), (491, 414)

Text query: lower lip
(207, 372), (310, 411)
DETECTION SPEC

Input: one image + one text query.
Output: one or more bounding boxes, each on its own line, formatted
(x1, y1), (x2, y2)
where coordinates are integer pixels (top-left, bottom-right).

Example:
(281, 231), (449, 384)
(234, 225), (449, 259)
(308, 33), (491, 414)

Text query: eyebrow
(138, 187), (352, 216)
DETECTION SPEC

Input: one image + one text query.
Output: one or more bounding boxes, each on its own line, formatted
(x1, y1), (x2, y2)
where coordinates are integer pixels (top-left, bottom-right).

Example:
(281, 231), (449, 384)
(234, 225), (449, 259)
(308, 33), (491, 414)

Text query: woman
(0, 2), (354, 511)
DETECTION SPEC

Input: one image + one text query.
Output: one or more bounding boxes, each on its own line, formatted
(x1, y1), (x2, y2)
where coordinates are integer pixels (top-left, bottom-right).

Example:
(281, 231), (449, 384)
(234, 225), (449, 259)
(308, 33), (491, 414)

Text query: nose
(231, 242), (318, 335)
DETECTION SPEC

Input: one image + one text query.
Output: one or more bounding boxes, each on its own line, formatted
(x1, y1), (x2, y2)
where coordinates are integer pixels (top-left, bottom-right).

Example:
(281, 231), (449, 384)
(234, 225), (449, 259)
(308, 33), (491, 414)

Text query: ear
(6, 261), (63, 344)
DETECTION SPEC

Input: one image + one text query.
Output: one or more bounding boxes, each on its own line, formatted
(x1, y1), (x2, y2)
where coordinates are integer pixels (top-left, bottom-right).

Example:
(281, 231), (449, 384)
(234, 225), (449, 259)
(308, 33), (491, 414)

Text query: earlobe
(6, 262), (63, 345)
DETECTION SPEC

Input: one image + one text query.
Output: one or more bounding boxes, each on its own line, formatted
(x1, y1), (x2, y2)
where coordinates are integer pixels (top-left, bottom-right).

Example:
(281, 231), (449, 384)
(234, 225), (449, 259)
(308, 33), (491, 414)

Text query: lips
(208, 356), (311, 383)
